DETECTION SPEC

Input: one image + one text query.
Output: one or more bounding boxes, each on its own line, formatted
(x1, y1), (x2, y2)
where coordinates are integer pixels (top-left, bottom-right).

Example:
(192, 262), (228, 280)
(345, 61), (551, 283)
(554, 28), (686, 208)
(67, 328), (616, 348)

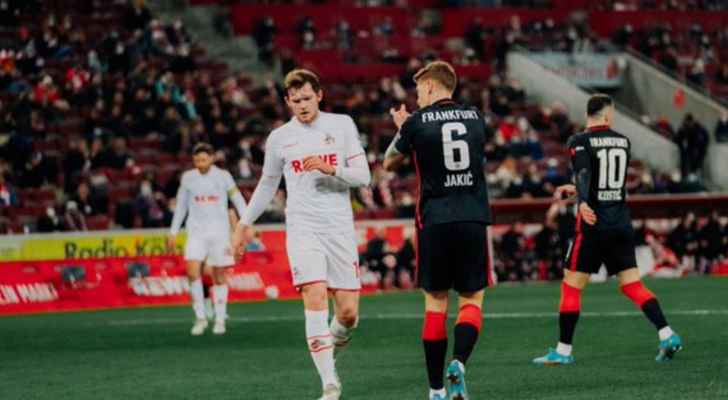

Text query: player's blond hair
(284, 69), (321, 95)
(413, 61), (457, 93)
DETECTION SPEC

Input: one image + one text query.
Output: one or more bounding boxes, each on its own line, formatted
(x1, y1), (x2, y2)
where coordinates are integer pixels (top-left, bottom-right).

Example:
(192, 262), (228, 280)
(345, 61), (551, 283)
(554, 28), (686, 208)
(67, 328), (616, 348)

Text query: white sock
(212, 284), (229, 322)
(330, 316), (357, 343)
(190, 279), (206, 320)
(305, 309), (337, 387)
(556, 342), (572, 356)
(658, 326), (674, 341)
(429, 388), (446, 398)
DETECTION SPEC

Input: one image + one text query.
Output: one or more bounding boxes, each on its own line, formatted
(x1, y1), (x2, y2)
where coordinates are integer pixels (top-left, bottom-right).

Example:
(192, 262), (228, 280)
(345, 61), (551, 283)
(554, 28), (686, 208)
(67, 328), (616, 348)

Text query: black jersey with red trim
(394, 99), (491, 227)
(567, 125), (632, 229)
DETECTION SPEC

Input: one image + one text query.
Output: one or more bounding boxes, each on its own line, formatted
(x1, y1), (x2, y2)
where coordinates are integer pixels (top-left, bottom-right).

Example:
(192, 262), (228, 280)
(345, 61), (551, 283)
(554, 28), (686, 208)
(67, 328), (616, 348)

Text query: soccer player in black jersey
(383, 61), (494, 400)
(533, 94), (682, 366)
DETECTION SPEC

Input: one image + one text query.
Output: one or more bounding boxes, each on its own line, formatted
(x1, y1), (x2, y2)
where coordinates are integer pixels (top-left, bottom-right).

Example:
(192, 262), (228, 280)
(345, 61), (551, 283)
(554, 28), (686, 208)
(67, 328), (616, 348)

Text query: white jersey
(260, 112), (367, 233)
(170, 165), (245, 237)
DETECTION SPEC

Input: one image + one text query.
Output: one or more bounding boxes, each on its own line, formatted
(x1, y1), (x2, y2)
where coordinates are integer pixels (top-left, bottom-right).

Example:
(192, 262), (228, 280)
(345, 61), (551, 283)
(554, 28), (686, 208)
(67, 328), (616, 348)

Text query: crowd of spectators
(0, 0), (721, 236)
(358, 207), (727, 288)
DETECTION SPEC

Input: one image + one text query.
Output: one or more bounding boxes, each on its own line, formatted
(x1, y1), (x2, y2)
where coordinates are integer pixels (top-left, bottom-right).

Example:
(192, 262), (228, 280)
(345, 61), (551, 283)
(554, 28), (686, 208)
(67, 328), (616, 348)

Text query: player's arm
(233, 136), (283, 256)
(383, 105), (413, 172)
(225, 172), (247, 218)
(569, 136), (597, 225)
(302, 117), (371, 187)
(168, 178), (190, 249)
(335, 116), (371, 187)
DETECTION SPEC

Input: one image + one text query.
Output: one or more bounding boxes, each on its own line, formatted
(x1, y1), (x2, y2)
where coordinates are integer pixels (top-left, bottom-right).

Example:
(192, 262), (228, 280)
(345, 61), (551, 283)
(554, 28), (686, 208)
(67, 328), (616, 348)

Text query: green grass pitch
(1, 277), (727, 399)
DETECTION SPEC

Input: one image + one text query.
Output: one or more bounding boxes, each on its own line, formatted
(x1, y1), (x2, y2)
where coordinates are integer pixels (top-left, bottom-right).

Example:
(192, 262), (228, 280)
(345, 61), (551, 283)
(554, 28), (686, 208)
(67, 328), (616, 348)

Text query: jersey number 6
(442, 122), (470, 171)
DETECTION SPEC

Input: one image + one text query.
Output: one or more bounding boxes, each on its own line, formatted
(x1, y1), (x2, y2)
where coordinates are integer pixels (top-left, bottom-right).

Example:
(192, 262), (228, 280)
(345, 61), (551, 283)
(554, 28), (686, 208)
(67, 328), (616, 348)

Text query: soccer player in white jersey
(231, 69), (371, 400)
(169, 143), (247, 336)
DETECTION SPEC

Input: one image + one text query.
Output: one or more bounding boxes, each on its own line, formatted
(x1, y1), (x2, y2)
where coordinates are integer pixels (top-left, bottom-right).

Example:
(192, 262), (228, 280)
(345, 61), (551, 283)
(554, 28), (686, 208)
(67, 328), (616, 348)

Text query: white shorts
(286, 230), (361, 291)
(184, 234), (235, 267)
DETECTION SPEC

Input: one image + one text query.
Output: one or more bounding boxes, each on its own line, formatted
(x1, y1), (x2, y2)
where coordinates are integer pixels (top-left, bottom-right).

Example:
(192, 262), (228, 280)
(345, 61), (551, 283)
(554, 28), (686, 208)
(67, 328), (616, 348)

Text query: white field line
(101, 309), (728, 326)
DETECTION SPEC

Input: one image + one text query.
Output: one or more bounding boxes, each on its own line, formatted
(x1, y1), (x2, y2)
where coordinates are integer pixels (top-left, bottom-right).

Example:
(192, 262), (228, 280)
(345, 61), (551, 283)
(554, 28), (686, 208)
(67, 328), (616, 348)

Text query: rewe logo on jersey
(193, 195), (220, 203)
(291, 153), (338, 173)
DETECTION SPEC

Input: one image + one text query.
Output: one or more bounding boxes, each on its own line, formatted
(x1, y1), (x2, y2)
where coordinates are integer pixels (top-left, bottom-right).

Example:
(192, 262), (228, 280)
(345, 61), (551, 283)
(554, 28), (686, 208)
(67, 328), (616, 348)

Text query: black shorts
(416, 222), (494, 293)
(566, 224), (637, 275)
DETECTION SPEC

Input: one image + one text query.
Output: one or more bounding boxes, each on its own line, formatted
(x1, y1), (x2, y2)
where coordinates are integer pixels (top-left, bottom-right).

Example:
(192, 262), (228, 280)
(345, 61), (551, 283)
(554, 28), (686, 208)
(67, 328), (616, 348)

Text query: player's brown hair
(284, 69), (321, 96)
(192, 142), (214, 155)
(413, 61), (458, 93)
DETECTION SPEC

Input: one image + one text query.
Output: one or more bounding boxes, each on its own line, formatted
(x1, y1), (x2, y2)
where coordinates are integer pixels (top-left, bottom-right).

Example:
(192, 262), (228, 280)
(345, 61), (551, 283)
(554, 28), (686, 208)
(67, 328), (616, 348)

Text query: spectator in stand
(100, 136), (135, 170)
(499, 222), (527, 281)
(252, 17), (276, 65)
(297, 16), (317, 50)
(464, 17), (486, 60)
(63, 138), (90, 193)
(363, 228), (390, 278)
(37, 206), (65, 232)
(395, 235), (416, 289)
(0, 171), (18, 206)
(64, 201), (88, 231)
(675, 114), (709, 176)
(134, 176), (165, 228)
(716, 63), (728, 85)
(699, 211), (723, 273)
(667, 212), (700, 269)
(67, 181), (99, 217)
(18, 151), (56, 188)
(123, 0), (152, 32)
(523, 164), (549, 198)
(715, 110), (728, 143)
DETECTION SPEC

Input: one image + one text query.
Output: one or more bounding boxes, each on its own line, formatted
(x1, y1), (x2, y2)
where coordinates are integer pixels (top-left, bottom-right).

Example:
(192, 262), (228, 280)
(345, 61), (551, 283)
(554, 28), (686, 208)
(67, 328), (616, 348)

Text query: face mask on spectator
(141, 183), (152, 197)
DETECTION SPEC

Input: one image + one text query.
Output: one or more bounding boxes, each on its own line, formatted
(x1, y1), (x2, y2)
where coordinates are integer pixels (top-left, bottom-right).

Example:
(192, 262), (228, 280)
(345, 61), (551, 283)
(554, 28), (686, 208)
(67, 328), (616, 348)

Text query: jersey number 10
(442, 122), (470, 171)
(596, 148), (627, 190)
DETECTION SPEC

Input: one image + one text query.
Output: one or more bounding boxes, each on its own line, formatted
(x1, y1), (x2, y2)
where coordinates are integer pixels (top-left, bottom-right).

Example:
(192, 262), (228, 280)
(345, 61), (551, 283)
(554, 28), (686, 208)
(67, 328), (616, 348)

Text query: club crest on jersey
(324, 133), (335, 145)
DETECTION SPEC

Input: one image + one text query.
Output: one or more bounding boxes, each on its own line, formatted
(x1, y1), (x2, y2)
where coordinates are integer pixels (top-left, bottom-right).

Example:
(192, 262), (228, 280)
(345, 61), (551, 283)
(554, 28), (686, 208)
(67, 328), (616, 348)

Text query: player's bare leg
(533, 269), (589, 364)
(187, 260), (208, 336)
(446, 290), (484, 400)
(301, 282), (340, 400)
(423, 290), (448, 400)
(617, 268), (682, 361)
(211, 266), (230, 335)
(330, 289), (359, 353)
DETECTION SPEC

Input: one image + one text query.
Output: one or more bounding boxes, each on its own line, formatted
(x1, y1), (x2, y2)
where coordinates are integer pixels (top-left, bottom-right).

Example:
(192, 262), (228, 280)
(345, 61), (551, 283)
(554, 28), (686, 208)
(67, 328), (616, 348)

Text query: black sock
(453, 323), (479, 365)
(559, 312), (580, 345)
(423, 339), (447, 390)
(641, 298), (668, 330)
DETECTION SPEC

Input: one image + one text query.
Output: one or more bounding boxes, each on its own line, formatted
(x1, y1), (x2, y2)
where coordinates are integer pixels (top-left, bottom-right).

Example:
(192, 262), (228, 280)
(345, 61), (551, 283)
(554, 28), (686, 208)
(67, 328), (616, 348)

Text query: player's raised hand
(579, 202), (597, 225)
(554, 184), (576, 200)
(389, 104), (410, 129)
(303, 155), (335, 176)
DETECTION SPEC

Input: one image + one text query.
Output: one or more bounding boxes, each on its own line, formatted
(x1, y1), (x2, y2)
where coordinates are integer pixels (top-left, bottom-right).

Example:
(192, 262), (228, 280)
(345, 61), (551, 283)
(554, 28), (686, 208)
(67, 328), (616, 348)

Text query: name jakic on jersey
(291, 153), (338, 174)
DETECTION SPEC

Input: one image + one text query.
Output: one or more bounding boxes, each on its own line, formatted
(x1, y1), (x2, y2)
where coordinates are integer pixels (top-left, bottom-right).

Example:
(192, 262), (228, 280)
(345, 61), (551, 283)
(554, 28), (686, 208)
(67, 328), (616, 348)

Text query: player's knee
(337, 308), (358, 327)
(301, 285), (328, 308)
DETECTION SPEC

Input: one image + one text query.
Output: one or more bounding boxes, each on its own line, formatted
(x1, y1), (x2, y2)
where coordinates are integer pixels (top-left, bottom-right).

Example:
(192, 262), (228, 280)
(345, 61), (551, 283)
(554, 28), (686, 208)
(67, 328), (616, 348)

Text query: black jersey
(567, 126), (632, 229)
(394, 99), (491, 228)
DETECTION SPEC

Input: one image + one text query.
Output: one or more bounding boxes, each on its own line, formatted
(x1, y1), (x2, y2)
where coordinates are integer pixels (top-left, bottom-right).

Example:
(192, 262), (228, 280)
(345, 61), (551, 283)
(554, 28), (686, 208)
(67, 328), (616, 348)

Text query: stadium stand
(0, 0), (726, 283)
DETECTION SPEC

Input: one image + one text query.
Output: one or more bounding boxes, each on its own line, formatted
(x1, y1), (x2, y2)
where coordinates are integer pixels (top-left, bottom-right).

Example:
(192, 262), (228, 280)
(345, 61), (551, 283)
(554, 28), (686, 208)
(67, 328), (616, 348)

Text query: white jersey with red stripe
(170, 165), (244, 238)
(263, 112), (366, 233)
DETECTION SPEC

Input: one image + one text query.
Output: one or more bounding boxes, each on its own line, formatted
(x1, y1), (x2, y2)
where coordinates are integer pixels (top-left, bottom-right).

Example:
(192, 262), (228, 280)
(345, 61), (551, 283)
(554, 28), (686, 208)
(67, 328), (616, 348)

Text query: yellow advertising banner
(0, 231), (187, 262)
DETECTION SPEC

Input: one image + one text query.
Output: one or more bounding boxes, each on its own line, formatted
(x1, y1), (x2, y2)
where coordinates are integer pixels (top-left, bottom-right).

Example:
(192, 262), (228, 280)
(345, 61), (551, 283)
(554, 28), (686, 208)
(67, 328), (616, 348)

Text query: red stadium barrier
(0, 244), (378, 316)
(0, 254), (293, 315)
